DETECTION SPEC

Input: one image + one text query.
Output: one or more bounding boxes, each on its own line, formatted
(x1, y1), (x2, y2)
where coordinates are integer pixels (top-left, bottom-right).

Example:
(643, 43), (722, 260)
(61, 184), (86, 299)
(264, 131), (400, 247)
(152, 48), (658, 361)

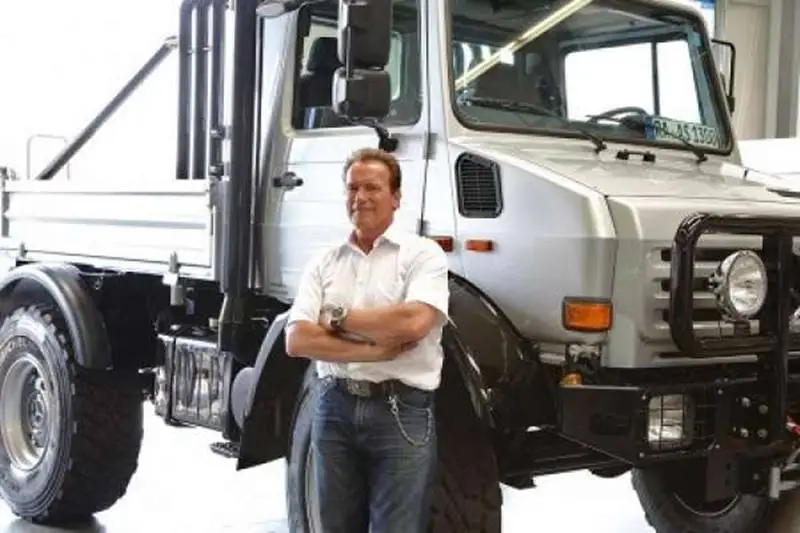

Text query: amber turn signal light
(465, 239), (494, 252)
(562, 298), (613, 333)
(428, 235), (454, 252)
(560, 372), (583, 386)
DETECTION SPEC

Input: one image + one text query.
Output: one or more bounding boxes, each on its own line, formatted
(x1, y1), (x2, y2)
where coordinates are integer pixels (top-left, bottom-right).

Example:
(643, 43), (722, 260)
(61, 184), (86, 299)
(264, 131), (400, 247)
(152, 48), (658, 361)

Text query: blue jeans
(310, 378), (437, 533)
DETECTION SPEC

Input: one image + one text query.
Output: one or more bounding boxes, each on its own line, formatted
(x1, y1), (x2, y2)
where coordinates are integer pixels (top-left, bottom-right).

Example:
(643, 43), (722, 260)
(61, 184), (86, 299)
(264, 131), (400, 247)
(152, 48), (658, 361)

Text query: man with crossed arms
(286, 147), (450, 532)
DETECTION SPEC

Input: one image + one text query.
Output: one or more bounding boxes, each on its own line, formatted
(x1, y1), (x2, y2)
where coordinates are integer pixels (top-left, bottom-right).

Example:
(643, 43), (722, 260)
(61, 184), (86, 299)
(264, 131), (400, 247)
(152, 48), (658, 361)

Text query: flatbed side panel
(0, 181), (217, 279)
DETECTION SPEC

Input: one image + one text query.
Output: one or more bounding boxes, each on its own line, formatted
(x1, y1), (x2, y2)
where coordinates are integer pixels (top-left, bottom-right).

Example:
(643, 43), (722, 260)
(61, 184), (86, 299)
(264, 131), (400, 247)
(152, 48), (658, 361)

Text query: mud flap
(233, 312), (309, 470)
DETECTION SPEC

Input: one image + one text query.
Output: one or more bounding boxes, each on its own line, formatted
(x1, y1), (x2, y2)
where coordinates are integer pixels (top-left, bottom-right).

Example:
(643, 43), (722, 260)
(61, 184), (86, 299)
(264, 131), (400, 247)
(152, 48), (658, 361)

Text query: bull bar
(669, 212), (800, 441)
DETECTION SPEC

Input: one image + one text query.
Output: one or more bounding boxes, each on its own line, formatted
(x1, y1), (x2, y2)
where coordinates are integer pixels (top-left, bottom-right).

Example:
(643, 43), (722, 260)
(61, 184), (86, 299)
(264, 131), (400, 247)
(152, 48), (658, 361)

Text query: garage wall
(717, 0), (771, 140)
(774, 0), (800, 137)
(717, 0), (800, 140)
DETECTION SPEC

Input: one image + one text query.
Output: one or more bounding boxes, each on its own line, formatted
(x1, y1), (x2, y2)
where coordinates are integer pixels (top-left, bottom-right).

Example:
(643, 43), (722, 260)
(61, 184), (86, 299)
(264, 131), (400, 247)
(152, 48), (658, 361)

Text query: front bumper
(558, 375), (800, 465)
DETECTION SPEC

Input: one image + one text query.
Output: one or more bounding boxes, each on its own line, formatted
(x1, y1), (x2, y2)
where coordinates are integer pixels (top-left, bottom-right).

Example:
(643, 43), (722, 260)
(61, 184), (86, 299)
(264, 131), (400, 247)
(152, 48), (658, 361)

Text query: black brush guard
(670, 212), (800, 442)
(558, 212), (800, 466)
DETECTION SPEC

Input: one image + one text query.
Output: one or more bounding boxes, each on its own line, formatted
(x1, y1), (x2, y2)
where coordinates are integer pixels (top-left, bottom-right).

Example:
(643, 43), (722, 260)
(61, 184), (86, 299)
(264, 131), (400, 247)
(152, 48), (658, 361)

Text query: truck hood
(454, 135), (800, 204)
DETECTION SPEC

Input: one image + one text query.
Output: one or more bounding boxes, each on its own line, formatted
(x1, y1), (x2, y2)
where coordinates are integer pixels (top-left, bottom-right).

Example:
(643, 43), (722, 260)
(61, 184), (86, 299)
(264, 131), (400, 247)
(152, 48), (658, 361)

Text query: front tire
(0, 306), (144, 525)
(632, 465), (773, 533)
(286, 368), (502, 532)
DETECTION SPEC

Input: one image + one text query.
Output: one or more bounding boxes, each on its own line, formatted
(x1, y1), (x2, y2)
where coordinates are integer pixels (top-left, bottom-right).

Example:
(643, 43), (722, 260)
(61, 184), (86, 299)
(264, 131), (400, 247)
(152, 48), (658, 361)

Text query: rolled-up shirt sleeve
(405, 240), (450, 322)
(287, 255), (324, 327)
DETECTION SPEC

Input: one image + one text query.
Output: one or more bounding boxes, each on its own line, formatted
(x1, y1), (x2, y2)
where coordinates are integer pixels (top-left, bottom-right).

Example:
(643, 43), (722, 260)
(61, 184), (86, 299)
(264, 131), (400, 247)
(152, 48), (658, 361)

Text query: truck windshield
(448, 0), (732, 154)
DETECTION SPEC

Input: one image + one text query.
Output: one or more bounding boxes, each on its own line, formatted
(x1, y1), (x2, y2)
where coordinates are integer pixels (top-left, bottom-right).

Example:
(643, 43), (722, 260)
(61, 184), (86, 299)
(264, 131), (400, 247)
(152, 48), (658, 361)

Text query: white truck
(1, 0), (800, 531)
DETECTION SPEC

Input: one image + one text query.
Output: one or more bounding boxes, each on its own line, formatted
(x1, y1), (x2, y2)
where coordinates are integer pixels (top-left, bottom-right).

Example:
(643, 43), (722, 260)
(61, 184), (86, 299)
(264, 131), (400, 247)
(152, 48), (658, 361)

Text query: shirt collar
(341, 221), (408, 254)
(378, 222), (406, 246)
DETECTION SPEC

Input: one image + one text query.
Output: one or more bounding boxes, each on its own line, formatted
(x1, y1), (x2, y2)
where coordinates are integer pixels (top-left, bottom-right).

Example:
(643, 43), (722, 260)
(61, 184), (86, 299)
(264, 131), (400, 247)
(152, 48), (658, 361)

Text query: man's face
(346, 159), (400, 233)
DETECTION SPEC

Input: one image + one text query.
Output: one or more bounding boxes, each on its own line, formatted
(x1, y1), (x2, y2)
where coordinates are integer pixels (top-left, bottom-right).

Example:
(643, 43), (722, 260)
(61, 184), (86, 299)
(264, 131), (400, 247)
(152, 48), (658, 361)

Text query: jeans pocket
(387, 393), (433, 447)
(394, 387), (433, 410)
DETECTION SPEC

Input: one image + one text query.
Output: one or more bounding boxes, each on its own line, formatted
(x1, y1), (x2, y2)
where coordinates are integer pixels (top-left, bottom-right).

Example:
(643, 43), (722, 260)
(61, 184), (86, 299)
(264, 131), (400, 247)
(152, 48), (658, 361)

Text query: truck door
(261, 0), (428, 300)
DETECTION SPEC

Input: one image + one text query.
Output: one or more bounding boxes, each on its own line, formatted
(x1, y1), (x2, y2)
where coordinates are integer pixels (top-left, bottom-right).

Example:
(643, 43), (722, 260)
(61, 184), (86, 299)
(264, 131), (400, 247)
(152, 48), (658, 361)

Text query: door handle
(272, 172), (304, 191)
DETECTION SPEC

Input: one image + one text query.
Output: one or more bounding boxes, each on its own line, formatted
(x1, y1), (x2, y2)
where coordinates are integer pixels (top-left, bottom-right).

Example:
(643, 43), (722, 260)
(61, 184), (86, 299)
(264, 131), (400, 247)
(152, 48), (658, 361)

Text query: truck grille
(650, 238), (763, 343)
(649, 235), (800, 350)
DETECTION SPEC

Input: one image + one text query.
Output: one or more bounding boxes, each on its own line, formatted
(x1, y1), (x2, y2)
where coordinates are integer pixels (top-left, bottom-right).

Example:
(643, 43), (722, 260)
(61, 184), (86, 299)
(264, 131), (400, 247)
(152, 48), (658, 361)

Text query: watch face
(331, 306), (345, 320)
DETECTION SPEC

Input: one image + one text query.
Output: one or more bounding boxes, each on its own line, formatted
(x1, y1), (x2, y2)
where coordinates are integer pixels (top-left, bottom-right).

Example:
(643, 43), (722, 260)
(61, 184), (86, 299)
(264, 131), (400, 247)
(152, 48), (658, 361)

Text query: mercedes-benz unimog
(2, 0), (800, 531)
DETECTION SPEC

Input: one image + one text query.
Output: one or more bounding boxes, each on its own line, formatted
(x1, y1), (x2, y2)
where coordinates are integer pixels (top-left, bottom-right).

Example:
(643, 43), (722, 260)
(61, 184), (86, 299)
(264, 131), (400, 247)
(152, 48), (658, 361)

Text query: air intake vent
(455, 153), (502, 218)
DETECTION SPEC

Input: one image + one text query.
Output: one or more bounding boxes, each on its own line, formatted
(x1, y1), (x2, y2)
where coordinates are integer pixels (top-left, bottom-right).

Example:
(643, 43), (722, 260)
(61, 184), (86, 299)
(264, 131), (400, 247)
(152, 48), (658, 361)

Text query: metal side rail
(34, 36), (178, 181)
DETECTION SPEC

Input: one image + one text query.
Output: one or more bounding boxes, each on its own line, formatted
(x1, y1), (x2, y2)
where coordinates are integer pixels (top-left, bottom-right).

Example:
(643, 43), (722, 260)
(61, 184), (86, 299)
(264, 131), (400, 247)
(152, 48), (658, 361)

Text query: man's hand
(338, 302), (441, 346)
(319, 305), (378, 345)
(318, 305), (338, 333)
(286, 320), (415, 363)
(368, 340), (418, 361)
(318, 307), (332, 332)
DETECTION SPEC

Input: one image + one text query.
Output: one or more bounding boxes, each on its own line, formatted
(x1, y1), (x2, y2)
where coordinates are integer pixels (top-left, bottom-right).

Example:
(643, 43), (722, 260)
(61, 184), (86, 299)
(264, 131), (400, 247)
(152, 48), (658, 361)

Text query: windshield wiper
(587, 114), (709, 164)
(463, 96), (608, 154)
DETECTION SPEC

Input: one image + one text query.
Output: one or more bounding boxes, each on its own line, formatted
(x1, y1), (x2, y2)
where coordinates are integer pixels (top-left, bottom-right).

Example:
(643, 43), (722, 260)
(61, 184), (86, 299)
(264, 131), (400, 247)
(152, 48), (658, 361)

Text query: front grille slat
(653, 292), (717, 309)
(648, 238), (800, 355)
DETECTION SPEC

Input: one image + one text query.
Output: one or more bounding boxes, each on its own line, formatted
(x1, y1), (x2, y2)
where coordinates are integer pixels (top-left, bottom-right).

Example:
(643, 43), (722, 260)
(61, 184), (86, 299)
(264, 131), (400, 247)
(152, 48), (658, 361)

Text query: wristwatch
(329, 305), (349, 330)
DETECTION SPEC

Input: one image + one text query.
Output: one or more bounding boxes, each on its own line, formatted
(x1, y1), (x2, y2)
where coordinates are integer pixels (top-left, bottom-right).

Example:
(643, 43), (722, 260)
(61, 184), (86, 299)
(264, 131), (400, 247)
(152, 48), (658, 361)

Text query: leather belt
(327, 377), (413, 398)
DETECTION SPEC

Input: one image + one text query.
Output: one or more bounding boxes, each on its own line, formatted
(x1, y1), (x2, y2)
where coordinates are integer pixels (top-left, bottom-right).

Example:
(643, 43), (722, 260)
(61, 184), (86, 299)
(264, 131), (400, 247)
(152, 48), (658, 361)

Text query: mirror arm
(342, 117), (399, 153)
(372, 122), (399, 152)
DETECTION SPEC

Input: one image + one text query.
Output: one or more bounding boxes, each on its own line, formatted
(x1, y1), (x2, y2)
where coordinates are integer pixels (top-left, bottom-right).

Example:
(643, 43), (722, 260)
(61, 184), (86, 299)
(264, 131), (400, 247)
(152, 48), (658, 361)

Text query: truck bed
(0, 179), (218, 280)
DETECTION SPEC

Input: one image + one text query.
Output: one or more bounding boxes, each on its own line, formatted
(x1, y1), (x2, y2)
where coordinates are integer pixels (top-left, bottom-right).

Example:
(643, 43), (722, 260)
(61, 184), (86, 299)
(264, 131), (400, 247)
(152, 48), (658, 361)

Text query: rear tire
(632, 466), (773, 533)
(286, 368), (502, 532)
(0, 306), (143, 525)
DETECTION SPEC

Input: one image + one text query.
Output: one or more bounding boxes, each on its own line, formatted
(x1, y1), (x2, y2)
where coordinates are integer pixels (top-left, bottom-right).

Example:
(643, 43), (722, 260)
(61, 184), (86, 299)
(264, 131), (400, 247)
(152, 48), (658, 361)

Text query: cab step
(210, 441), (240, 459)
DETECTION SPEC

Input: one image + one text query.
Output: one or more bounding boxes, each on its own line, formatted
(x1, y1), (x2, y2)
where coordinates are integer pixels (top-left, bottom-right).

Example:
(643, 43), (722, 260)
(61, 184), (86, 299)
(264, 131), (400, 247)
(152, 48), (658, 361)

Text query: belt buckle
(345, 379), (372, 398)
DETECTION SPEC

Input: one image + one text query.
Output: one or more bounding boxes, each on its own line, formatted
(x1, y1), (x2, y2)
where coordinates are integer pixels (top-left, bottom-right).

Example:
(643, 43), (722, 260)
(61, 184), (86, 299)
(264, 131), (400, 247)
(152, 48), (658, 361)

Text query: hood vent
(455, 153), (503, 218)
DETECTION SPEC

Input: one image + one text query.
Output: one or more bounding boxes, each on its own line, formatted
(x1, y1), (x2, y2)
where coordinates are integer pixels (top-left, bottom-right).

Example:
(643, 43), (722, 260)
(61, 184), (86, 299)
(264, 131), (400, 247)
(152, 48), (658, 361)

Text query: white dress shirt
(286, 223), (450, 390)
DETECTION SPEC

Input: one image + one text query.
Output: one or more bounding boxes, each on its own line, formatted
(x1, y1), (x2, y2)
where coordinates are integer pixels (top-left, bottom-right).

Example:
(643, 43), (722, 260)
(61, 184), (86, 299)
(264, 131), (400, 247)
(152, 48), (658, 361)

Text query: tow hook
(767, 416), (800, 499)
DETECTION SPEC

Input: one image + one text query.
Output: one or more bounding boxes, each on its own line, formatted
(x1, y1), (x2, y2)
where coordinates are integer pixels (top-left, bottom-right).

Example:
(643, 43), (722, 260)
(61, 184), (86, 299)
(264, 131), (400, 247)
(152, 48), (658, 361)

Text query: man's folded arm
(342, 241), (449, 345)
(284, 255), (407, 362)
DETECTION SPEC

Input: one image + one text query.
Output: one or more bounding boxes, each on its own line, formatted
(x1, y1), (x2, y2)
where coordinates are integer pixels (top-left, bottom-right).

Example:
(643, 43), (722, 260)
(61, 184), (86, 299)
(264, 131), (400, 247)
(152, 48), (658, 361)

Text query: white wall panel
(717, 0), (800, 140)
(718, 0), (771, 139)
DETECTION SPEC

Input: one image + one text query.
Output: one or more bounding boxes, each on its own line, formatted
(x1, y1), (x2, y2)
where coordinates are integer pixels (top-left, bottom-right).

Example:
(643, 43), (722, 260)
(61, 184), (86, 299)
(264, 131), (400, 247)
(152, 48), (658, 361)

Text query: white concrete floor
(0, 407), (729, 533)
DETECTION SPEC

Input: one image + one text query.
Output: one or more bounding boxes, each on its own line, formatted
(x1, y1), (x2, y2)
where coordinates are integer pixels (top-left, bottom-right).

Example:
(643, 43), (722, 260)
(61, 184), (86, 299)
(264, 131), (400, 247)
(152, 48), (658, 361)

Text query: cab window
(292, 0), (421, 130)
(564, 40), (702, 124)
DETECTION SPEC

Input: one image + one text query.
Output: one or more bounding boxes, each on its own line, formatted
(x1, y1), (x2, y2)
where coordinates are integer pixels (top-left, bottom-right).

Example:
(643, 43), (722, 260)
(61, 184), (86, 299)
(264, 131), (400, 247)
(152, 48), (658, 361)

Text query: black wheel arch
(0, 263), (112, 370)
(446, 272), (556, 430)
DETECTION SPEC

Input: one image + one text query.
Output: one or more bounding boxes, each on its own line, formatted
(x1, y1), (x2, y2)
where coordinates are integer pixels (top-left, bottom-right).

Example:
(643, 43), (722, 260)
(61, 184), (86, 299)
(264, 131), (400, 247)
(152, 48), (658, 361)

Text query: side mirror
(333, 0), (393, 121)
(332, 68), (391, 119)
(711, 38), (737, 114)
(337, 0), (392, 68)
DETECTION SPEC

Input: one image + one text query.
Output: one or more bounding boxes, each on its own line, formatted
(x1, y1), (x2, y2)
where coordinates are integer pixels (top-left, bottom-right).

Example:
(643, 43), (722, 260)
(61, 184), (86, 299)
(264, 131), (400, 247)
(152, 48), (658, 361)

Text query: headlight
(647, 394), (694, 451)
(709, 250), (767, 321)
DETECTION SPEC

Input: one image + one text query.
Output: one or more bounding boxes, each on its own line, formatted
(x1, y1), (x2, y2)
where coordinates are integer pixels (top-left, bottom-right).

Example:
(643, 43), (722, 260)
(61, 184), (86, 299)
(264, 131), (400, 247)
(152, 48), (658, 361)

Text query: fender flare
(0, 263), (112, 370)
(233, 311), (309, 470)
(440, 319), (495, 427)
(444, 273), (552, 430)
